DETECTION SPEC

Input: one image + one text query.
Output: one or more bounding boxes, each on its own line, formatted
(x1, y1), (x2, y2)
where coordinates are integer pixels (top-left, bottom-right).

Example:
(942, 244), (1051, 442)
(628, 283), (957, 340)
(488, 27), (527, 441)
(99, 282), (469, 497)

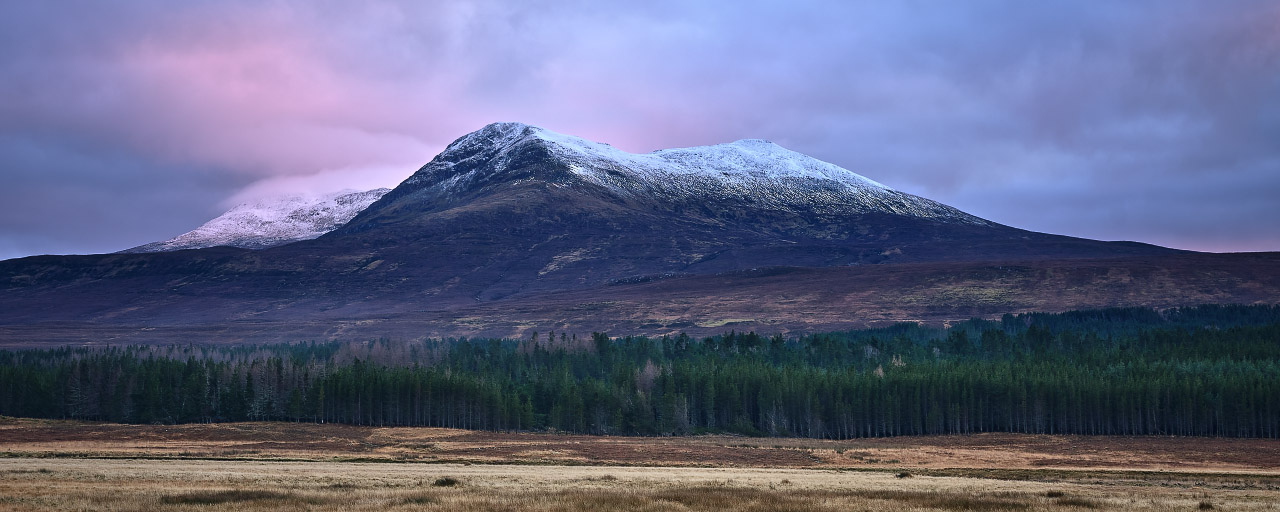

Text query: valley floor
(4, 458), (1280, 512)
(4, 418), (1280, 472)
(2, 419), (1279, 511)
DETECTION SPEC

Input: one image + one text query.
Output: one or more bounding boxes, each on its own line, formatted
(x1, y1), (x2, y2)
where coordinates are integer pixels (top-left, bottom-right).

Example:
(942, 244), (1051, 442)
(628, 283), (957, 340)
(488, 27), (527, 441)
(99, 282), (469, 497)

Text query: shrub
(1054, 497), (1100, 509)
(161, 489), (294, 505)
(433, 476), (461, 487)
(403, 492), (437, 505)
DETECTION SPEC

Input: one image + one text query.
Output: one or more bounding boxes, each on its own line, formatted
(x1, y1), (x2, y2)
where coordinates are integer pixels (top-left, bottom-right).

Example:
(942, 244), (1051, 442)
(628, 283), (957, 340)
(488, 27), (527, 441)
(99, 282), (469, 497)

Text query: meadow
(3, 457), (1279, 511)
(2, 418), (1280, 511)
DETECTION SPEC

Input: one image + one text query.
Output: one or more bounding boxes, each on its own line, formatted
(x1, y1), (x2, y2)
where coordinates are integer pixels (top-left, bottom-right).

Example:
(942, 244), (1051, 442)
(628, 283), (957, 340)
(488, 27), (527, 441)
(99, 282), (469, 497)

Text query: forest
(1, 305), (1278, 438)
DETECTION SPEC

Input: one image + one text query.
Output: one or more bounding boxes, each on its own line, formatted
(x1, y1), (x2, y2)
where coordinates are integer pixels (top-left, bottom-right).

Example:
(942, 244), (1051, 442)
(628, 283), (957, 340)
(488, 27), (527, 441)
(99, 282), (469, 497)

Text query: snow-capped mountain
(125, 188), (390, 252)
(3, 121), (1236, 345)
(333, 122), (1170, 293)
(387, 122), (988, 225)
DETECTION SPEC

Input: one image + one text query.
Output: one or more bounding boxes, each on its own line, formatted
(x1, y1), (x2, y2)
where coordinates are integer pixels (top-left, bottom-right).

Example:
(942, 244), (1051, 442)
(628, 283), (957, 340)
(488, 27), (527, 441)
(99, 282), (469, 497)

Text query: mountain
(1, 122), (1276, 346)
(330, 122), (1170, 296)
(125, 188), (390, 252)
(378, 122), (986, 224)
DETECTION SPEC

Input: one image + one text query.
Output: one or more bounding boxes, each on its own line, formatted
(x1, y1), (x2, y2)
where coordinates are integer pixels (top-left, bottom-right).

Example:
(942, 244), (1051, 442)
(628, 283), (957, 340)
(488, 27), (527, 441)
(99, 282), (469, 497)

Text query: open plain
(2, 418), (1279, 511)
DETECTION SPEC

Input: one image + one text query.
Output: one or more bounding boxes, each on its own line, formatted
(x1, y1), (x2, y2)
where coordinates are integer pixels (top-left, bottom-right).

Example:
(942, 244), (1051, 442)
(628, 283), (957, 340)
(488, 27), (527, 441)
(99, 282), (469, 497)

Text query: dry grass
(4, 417), (1280, 473)
(431, 476), (461, 487)
(1, 458), (1279, 511)
(159, 489), (305, 505)
(3, 419), (1280, 510)
(1052, 496), (1103, 509)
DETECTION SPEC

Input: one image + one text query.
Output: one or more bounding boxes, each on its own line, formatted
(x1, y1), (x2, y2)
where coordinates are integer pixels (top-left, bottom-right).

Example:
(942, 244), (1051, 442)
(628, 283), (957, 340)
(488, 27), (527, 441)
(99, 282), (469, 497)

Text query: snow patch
(413, 123), (987, 224)
(124, 188), (391, 252)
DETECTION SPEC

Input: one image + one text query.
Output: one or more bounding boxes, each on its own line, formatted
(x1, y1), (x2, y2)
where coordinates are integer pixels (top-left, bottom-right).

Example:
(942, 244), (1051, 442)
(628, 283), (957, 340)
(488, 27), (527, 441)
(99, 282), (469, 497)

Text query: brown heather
(3, 458), (1280, 511)
(2, 420), (1279, 511)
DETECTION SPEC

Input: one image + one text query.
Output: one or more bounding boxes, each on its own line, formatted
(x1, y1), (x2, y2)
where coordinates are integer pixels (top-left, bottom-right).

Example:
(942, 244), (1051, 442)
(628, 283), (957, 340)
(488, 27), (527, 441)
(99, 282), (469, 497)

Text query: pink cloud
(109, 12), (435, 176)
(1, 1), (1276, 257)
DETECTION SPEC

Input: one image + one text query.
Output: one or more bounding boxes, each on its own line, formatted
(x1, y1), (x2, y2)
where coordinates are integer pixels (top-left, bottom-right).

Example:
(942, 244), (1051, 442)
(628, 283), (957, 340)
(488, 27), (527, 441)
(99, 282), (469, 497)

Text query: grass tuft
(432, 476), (461, 487)
(1054, 496), (1101, 508)
(402, 492), (437, 505)
(160, 489), (296, 505)
(852, 489), (1028, 511)
(1199, 499), (1215, 510)
(6, 468), (54, 474)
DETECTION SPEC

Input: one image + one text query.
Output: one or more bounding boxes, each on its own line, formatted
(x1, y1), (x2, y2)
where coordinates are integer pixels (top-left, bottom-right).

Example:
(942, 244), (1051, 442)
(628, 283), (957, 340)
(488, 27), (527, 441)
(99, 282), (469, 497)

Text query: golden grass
(3, 419), (1280, 510)
(2, 459), (1279, 512)
(4, 418), (1280, 474)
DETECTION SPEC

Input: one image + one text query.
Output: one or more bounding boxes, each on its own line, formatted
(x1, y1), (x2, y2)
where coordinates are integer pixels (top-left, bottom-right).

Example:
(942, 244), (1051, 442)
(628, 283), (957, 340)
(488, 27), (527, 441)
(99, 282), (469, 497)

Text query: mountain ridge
(318, 122), (1175, 299)
(342, 123), (990, 237)
(1, 122), (1273, 345)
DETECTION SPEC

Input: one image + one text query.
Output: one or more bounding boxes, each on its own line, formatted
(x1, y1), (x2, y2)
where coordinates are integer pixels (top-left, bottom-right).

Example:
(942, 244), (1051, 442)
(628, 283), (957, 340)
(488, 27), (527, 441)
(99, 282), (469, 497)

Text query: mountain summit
(4, 122), (1272, 345)
(126, 188), (390, 252)
(344, 122), (987, 233)
(331, 122), (1163, 287)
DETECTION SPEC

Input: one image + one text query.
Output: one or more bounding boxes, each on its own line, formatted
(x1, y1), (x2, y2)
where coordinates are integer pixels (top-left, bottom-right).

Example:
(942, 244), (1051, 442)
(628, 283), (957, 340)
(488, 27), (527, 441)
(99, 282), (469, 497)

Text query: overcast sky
(1, 1), (1277, 259)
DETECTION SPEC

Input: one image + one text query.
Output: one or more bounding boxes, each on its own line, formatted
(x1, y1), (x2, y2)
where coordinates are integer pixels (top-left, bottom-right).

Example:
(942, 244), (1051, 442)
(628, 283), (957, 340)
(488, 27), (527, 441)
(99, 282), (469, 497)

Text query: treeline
(1, 305), (1278, 438)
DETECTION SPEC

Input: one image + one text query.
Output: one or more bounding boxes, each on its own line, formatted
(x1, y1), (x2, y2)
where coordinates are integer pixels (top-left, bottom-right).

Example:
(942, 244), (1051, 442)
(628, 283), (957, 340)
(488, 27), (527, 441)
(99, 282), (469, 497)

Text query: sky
(1, 1), (1277, 259)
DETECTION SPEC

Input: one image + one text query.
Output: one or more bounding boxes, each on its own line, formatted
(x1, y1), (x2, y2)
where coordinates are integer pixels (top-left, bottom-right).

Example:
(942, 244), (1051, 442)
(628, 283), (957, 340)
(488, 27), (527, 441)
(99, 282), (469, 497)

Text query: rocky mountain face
(1, 123), (1275, 345)
(125, 188), (390, 252)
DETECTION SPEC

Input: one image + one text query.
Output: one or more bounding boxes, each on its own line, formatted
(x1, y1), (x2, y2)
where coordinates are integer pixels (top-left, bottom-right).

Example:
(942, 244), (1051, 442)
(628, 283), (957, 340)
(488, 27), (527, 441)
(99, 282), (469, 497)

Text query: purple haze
(1, 1), (1277, 259)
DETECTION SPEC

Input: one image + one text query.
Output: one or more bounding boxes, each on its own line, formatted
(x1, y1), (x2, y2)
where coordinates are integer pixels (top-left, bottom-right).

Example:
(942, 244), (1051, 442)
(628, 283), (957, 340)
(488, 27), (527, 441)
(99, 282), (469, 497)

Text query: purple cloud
(1, 1), (1276, 258)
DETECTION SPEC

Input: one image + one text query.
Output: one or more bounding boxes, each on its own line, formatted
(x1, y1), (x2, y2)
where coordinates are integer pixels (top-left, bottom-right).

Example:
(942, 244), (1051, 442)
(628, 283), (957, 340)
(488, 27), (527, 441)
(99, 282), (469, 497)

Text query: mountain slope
(318, 122), (1171, 299)
(0, 122), (1271, 345)
(361, 122), (985, 225)
(125, 188), (390, 252)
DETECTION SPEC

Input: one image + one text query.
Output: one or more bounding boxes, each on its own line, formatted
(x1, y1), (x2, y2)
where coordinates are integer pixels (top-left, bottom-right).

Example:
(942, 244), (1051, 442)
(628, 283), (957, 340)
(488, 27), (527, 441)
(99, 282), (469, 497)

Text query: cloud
(0, 0), (1276, 257)
(0, 134), (238, 258)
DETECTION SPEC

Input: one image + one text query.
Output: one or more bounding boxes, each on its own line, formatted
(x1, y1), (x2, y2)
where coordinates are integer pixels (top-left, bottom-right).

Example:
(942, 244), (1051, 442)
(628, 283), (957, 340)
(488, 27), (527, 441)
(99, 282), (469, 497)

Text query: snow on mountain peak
(124, 188), (391, 253)
(409, 123), (984, 225)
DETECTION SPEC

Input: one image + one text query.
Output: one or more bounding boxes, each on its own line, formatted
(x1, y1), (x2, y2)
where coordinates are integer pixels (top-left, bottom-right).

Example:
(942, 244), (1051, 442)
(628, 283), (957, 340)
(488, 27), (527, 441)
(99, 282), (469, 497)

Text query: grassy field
(4, 458), (1279, 511)
(2, 418), (1279, 511)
